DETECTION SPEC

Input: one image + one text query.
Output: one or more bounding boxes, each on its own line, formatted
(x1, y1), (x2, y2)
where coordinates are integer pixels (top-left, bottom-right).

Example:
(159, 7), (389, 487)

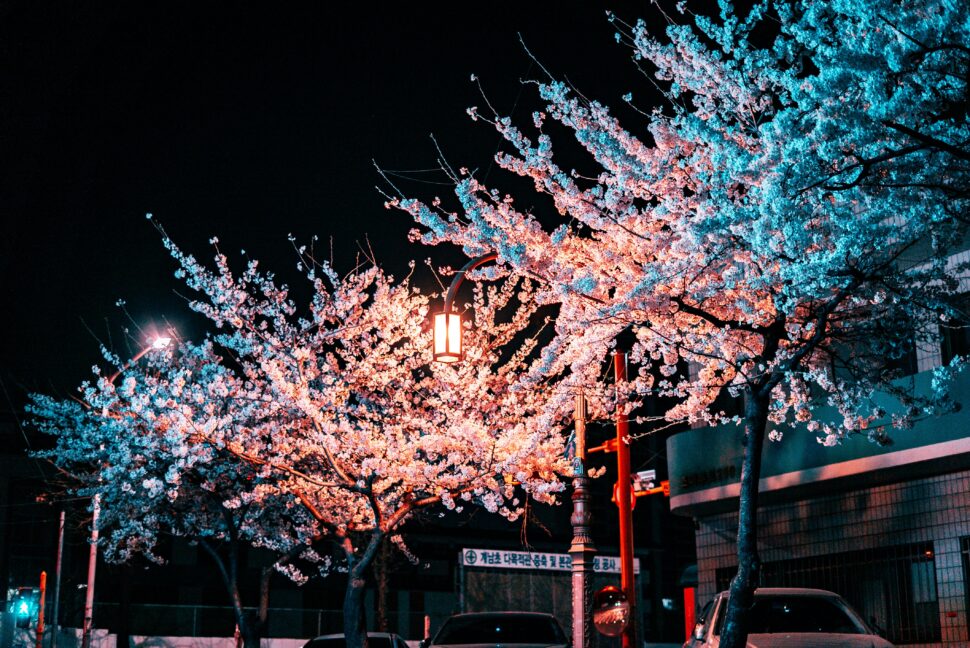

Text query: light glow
(151, 336), (173, 350)
(433, 311), (462, 362)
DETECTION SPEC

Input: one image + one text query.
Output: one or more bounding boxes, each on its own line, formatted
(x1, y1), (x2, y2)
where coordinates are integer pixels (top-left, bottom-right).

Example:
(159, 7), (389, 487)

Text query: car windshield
(434, 615), (566, 645)
(741, 596), (865, 635)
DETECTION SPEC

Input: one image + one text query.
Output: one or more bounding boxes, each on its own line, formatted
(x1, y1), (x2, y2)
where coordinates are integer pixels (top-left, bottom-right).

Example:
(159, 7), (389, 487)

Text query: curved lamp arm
(106, 334), (173, 384)
(433, 253), (498, 363)
(442, 253), (498, 312)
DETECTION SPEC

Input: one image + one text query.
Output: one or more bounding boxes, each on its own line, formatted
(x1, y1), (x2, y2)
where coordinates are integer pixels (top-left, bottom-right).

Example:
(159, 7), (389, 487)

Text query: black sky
(1, 1), (659, 398)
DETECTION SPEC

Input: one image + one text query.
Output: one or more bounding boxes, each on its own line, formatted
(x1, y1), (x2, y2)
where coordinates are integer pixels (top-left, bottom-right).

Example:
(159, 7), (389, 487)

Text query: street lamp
(432, 255), (600, 648)
(432, 253), (496, 363)
(81, 332), (174, 648)
(569, 392), (596, 648)
(432, 311), (463, 363)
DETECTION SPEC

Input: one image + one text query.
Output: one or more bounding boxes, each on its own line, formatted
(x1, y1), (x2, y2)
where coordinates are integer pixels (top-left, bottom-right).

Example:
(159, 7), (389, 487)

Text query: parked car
(684, 587), (894, 647)
(422, 611), (568, 648)
(304, 632), (411, 648)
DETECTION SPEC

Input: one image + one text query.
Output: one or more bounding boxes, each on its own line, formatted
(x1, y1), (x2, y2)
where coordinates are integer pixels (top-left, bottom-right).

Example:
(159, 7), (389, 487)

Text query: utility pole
(569, 391), (596, 648)
(81, 495), (100, 648)
(51, 510), (64, 648)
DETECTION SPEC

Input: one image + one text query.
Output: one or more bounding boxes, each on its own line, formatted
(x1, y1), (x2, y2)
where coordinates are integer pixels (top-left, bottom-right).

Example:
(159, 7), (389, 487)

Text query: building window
(714, 542), (940, 644)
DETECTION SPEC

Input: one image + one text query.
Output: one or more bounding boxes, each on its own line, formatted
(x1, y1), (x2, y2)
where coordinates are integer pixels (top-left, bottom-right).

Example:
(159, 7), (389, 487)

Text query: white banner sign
(461, 547), (639, 574)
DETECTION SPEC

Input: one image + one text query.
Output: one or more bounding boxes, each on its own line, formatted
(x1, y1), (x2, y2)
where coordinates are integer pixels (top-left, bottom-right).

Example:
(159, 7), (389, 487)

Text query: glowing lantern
(433, 310), (462, 363)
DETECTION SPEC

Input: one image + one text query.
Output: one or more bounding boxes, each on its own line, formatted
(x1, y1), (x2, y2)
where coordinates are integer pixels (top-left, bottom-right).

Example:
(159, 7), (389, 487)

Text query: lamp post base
(570, 474), (596, 648)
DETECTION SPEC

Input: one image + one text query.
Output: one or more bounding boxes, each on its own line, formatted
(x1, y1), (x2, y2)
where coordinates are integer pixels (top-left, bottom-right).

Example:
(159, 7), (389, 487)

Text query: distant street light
(432, 253), (496, 363)
(151, 335), (172, 349)
(81, 332), (174, 648)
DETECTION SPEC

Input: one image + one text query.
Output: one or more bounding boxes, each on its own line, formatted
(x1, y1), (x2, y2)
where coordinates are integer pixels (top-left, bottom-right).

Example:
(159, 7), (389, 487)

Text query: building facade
(667, 365), (970, 646)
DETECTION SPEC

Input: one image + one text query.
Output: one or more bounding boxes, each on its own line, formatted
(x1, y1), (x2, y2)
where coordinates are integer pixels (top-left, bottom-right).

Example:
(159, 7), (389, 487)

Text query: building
(666, 333), (970, 646)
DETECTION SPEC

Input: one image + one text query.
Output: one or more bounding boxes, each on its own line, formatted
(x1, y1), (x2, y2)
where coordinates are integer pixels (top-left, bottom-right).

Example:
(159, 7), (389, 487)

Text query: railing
(714, 540), (941, 645)
(88, 604), (441, 641)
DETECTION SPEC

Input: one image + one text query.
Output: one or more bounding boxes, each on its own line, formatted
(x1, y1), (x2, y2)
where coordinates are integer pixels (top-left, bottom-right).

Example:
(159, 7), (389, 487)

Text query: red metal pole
(37, 571), (47, 648)
(683, 587), (696, 643)
(614, 351), (636, 648)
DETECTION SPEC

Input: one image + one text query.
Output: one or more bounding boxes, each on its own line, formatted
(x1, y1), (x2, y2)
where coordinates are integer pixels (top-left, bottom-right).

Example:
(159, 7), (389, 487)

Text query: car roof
(716, 587), (842, 598)
(307, 633), (399, 639)
(444, 612), (557, 619)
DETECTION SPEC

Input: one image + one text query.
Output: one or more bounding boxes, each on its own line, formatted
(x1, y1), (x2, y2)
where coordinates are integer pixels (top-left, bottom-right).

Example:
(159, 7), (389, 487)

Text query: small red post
(37, 571), (47, 648)
(683, 587), (696, 643)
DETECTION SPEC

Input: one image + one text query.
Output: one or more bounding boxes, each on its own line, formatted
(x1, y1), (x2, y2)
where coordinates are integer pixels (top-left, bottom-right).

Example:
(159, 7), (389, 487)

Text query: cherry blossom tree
(391, 1), (969, 646)
(32, 228), (587, 648)
(159, 230), (587, 648)
(29, 339), (322, 648)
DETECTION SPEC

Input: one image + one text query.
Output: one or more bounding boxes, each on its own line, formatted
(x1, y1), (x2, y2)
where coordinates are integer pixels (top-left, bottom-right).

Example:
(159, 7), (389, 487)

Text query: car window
(696, 599), (714, 627)
(305, 638), (394, 648)
(305, 639), (346, 648)
(712, 597), (727, 636)
(733, 596), (865, 635)
(434, 615), (566, 645)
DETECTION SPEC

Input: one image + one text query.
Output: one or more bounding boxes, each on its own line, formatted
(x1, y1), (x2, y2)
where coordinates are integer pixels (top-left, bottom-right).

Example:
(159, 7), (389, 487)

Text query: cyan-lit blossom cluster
(393, 0), (969, 445)
(393, 7), (967, 643)
(29, 340), (322, 572)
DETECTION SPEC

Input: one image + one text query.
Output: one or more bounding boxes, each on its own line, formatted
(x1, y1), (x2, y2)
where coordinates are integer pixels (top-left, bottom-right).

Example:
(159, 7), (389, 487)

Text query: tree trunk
(344, 574), (368, 648)
(200, 539), (262, 648)
(117, 565), (131, 648)
(718, 391), (769, 648)
(376, 536), (390, 632)
(344, 532), (384, 648)
(259, 565), (273, 630)
(237, 612), (261, 648)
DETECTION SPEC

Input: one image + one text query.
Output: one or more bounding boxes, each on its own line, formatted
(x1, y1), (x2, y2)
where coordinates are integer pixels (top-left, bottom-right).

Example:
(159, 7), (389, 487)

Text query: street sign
(633, 469), (656, 492)
(461, 547), (640, 574)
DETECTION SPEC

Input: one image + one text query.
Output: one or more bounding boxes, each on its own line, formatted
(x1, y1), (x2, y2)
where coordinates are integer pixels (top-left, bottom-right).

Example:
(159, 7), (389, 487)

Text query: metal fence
(91, 604), (436, 641)
(715, 541), (941, 644)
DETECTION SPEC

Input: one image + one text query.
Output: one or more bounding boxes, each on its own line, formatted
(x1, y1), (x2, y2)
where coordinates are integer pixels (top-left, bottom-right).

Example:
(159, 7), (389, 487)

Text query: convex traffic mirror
(592, 585), (630, 637)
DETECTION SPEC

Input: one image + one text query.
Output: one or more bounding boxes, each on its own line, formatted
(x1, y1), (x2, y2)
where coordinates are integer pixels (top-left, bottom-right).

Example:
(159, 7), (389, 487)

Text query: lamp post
(432, 255), (599, 648)
(432, 253), (496, 363)
(81, 333), (173, 648)
(569, 392), (596, 648)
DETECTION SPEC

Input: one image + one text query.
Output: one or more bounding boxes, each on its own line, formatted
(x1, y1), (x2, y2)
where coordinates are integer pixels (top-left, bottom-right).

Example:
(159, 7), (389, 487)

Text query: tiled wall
(693, 469), (970, 646)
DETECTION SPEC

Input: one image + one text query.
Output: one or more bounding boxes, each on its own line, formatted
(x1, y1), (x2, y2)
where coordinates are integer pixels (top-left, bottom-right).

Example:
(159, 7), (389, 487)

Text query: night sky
(1, 1), (658, 399)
